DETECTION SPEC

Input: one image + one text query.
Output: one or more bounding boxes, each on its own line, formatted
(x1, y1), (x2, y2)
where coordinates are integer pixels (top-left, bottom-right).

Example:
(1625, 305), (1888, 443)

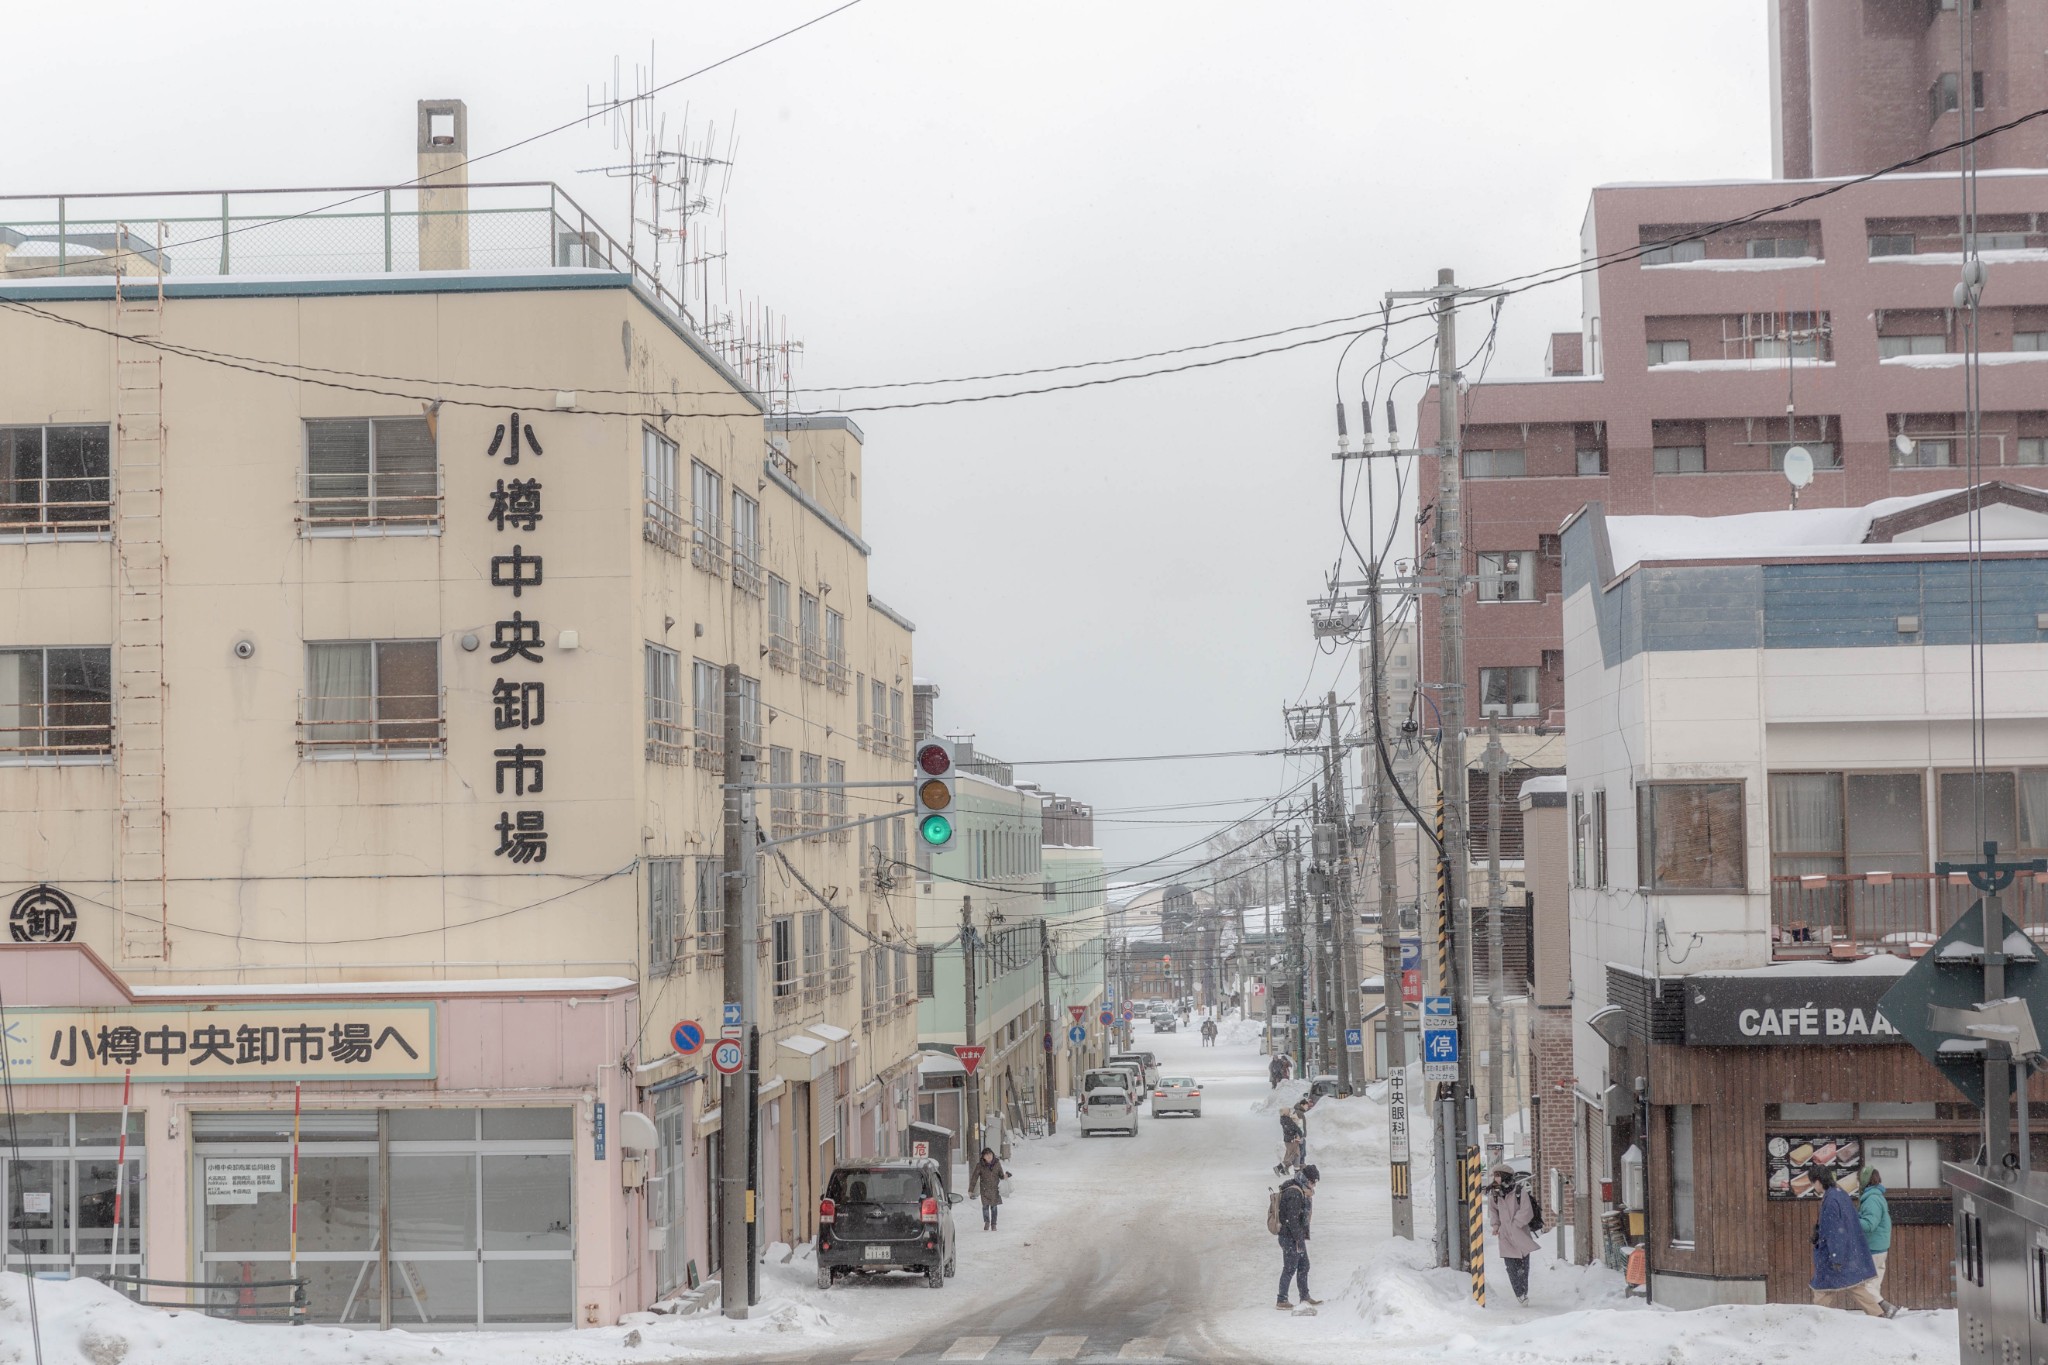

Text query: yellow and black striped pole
(1466, 1145), (1487, 1305)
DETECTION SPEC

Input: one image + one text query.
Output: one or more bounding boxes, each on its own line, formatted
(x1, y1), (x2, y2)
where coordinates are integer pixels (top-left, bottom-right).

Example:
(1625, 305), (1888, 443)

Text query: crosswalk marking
(1118, 1339), (1173, 1361)
(1030, 1335), (1087, 1360)
(941, 1337), (1002, 1361)
(851, 1347), (910, 1362)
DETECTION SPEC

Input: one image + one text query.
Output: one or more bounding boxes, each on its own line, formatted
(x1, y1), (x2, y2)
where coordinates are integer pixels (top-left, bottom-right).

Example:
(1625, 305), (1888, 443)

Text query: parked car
(1150, 1075), (1203, 1118)
(1307, 1073), (1341, 1099)
(1149, 1012), (1177, 1033)
(815, 1158), (960, 1290)
(1110, 1050), (1161, 1088)
(1079, 1086), (1140, 1136)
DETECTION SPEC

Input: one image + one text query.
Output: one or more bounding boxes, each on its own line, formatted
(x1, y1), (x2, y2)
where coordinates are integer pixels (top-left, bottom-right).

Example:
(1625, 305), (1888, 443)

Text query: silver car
(1150, 1075), (1203, 1118)
(1079, 1087), (1139, 1137)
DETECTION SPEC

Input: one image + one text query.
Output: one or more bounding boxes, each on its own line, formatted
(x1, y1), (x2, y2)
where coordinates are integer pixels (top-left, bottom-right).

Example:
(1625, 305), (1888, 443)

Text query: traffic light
(913, 737), (957, 849)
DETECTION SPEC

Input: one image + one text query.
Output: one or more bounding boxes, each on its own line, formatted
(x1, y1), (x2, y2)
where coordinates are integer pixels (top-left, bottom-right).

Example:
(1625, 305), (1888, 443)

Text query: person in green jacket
(1856, 1166), (1899, 1318)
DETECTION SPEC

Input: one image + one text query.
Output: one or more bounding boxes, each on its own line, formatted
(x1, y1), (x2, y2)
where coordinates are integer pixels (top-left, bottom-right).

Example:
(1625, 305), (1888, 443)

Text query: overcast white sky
(4, 1), (1771, 875)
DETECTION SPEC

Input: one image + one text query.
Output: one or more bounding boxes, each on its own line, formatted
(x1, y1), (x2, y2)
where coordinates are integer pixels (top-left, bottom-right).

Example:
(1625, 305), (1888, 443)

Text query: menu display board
(1765, 1135), (1865, 1200)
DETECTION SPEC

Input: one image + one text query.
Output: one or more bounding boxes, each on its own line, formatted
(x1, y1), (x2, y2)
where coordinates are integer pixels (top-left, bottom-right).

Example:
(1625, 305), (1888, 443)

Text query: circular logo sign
(10, 886), (76, 944)
(710, 1039), (745, 1075)
(671, 1021), (705, 1055)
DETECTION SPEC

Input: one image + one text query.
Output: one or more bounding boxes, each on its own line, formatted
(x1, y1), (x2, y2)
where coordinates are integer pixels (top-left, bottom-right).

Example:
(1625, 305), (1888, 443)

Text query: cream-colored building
(0, 104), (920, 1327)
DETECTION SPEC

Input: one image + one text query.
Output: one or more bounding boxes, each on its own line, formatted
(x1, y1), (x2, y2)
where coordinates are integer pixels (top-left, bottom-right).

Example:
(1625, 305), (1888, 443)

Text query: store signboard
(1683, 973), (1900, 1047)
(1, 1003), (437, 1083)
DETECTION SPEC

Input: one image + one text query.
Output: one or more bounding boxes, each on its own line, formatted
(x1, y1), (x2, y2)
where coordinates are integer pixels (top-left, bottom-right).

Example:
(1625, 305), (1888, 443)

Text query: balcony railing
(0, 700), (114, 759)
(301, 468), (442, 532)
(692, 729), (723, 773)
(799, 635), (826, 685)
(731, 542), (765, 599)
(690, 520), (727, 579)
(645, 714), (687, 766)
(298, 692), (445, 756)
(766, 619), (795, 673)
(1770, 872), (2048, 957)
(0, 476), (113, 538)
(643, 497), (683, 555)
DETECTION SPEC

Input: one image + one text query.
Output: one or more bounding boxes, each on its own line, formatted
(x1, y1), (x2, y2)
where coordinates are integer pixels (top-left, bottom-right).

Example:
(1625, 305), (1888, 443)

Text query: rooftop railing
(1770, 871), (2048, 958)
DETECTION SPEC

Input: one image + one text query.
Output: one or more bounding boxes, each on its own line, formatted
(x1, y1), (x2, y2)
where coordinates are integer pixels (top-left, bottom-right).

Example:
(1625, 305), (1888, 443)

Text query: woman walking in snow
(968, 1147), (1009, 1231)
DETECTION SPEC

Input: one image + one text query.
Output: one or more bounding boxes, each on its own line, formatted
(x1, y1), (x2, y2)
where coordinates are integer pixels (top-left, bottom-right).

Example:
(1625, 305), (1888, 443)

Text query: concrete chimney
(416, 99), (469, 271)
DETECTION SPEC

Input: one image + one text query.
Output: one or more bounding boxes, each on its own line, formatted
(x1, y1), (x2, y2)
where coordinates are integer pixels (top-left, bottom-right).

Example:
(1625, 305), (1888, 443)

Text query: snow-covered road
(0, 1020), (1965, 1363)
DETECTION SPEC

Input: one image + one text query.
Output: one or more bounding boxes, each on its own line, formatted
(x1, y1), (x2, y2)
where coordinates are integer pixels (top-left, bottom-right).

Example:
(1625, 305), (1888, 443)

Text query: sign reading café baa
(2, 1003), (436, 1083)
(1683, 971), (1902, 1046)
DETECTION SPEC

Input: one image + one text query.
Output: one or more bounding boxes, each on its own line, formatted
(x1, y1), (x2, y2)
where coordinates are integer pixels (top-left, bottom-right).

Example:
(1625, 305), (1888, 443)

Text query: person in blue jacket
(1810, 1166), (1881, 1315)
(1857, 1166), (1900, 1317)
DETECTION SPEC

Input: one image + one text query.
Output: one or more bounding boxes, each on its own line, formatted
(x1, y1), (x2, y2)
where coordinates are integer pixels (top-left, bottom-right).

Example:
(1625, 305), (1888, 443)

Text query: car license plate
(864, 1245), (891, 1261)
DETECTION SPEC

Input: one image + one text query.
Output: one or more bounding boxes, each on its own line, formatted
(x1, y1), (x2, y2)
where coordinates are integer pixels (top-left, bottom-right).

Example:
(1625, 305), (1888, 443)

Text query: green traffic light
(919, 814), (953, 846)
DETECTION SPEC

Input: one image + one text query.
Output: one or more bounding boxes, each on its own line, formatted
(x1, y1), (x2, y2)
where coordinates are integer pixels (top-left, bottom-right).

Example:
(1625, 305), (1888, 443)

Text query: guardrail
(98, 1271), (307, 1324)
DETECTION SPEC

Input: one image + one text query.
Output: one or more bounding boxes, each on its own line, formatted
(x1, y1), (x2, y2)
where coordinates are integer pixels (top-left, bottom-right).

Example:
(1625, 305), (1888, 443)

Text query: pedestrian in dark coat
(1275, 1105), (1304, 1176)
(968, 1148), (1009, 1231)
(1810, 1167), (1880, 1314)
(1275, 1164), (1320, 1309)
(1269, 1054), (1289, 1088)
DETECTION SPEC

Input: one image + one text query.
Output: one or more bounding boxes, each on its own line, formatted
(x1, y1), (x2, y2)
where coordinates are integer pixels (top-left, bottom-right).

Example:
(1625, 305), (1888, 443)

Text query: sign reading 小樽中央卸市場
(3, 1003), (436, 1082)
(1683, 973), (1902, 1046)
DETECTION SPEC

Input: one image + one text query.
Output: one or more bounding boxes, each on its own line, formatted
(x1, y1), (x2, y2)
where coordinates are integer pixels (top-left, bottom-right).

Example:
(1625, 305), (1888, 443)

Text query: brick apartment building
(1400, 0), (2048, 1188)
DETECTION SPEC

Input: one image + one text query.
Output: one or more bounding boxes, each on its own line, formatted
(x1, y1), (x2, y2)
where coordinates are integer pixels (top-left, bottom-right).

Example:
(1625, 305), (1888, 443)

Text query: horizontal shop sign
(2, 1003), (436, 1082)
(1684, 974), (1901, 1047)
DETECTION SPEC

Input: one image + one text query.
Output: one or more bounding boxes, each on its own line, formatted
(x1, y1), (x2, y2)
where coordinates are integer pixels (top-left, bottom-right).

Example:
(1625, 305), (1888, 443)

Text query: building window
(0, 425), (112, 535)
(1571, 792), (1587, 888)
(799, 592), (825, 683)
(1938, 770), (2048, 862)
(0, 1111), (144, 1279)
(1892, 437), (1953, 468)
(872, 680), (892, 756)
(645, 643), (684, 763)
(1476, 552), (1534, 603)
(695, 855), (724, 948)
(772, 917), (796, 998)
(1929, 71), (1985, 122)
(1769, 772), (1927, 879)
(0, 647), (112, 760)
(1982, 232), (2028, 251)
(691, 660), (723, 770)
(730, 490), (763, 597)
(1868, 233), (1916, 258)
(1576, 448), (1607, 476)
(648, 856), (684, 976)
(1767, 441), (1839, 471)
(689, 461), (726, 577)
(1463, 450), (1526, 479)
(1653, 445), (1706, 475)
(302, 640), (441, 755)
(802, 910), (825, 994)
(1637, 782), (1745, 891)
(890, 688), (905, 758)
(770, 747), (796, 838)
(824, 608), (848, 693)
(1669, 1106), (1698, 1245)
(1477, 666), (1538, 718)
(766, 576), (795, 671)
(642, 428), (681, 552)
(1745, 236), (1811, 259)
(1592, 790), (1609, 888)
(801, 752), (825, 837)
(301, 417), (437, 531)
(736, 674), (762, 757)
(2014, 332), (2048, 353)
(2019, 438), (2048, 466)
(1640, 238), (1705, 266)
(917, 945), (936, 998)
(828, 758), (848, 841)
(1645, 340), (1691, 367)
(1878, 334), (1947, 359)
(829, 911), (849, 987)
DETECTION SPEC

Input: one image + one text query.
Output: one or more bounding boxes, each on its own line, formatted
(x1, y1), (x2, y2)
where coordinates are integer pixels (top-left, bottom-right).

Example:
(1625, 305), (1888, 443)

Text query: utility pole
(1039, 920), (1056, 1133)
(1370, 571), (1415, 1239)
(1387, 267), (1500, 1292)
(961, 895), (979, 1152)
(1482, 724), (1511, 1157)
(718, 664), (759, 1319)
(1323, 690), (1359, 1096)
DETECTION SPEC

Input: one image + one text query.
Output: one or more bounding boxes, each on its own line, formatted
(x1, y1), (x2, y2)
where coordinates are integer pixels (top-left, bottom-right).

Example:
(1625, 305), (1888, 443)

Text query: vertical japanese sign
(485, 413), (550, 865)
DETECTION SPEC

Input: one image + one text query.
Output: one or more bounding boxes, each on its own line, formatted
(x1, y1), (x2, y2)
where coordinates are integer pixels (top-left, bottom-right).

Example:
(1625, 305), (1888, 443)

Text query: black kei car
(815, 1158), (961, 1290)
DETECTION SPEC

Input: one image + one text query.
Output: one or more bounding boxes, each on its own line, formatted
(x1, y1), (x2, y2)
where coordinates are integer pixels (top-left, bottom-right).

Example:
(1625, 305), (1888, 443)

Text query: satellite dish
(1895, 433), (1917, 458)
(1782, 446), (1815, 489)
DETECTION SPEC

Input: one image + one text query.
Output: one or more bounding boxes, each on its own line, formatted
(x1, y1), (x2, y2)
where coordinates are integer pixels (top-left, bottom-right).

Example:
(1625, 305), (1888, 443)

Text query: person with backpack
(1271, 1164), (1320, 1309)
(1486, 1164), (1540, 1305)
(1275, 1103), (1304, 1176)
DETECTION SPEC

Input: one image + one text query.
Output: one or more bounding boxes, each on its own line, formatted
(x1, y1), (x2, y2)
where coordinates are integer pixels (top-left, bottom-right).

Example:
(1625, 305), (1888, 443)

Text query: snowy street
(0, 1018), (1962, 1365)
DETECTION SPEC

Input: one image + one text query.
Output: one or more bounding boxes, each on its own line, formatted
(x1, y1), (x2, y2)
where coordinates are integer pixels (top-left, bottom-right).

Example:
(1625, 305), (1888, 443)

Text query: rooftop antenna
(1781, 445), (1814, 509)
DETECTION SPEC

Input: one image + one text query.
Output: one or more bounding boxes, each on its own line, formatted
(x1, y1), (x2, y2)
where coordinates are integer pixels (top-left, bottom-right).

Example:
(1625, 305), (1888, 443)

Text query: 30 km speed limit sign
(710, 1039), (745, 1075)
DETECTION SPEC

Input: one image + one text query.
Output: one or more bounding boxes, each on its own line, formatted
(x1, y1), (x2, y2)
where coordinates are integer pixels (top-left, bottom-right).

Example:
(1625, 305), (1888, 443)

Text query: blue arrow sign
(722, 1001), (743, 1030)
(1306, 1017), (1319, 1038)
(1068, 1025), (1086, 1044)
(1423, 995), (1453, 1021)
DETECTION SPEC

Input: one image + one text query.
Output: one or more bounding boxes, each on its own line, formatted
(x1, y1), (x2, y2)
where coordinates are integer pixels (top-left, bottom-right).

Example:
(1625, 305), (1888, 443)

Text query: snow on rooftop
(1600, 484), (2048, 574)
(1880, 350), (2048, 369)
(1648, 356), (1833, 373)
(1874, 247), (2048, 266)
(1692, 954), (1914, 979)
(1520, 775), (1567, 796)
(1643, 255), (1819, 272)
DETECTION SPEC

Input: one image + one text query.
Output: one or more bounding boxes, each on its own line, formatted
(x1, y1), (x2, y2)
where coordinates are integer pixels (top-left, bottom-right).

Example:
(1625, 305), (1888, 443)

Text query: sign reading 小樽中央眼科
(4, 1004), (435, 1083)
(1683, 973), (1901, 1047)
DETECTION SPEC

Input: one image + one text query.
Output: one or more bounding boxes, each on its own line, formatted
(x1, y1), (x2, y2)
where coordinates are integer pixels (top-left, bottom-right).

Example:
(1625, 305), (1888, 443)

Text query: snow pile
(1219, 1015), (1266, 1047)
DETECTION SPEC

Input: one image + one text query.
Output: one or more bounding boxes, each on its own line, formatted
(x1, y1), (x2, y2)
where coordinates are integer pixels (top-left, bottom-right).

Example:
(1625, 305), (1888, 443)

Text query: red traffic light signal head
(917, 742), (952, 776)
